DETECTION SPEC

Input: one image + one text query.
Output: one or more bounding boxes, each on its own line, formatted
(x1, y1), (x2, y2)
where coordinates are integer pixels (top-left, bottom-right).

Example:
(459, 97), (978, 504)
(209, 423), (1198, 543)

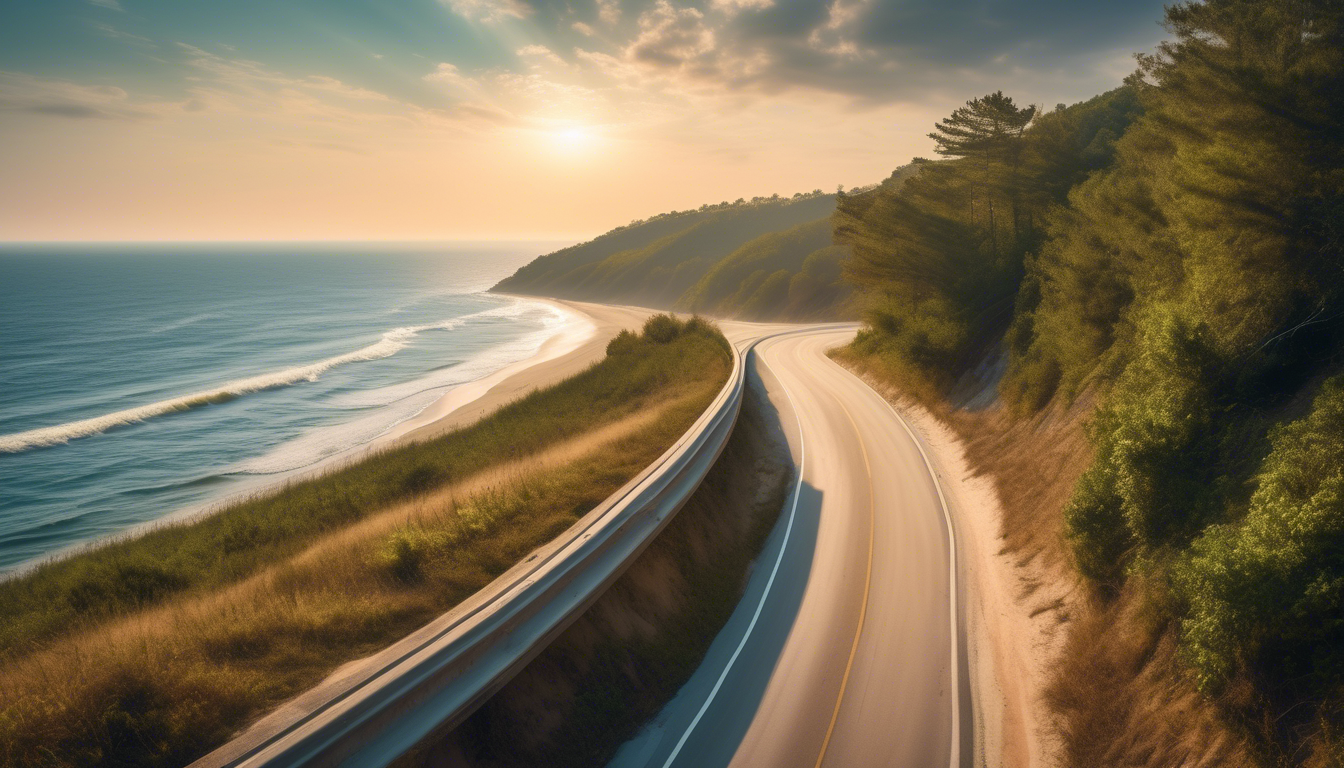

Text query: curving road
(611, 327), (970, 768)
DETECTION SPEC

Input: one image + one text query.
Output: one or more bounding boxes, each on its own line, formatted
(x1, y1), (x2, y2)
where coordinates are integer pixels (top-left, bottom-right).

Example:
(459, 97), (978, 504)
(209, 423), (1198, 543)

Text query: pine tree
(928, 91), (1037, 253)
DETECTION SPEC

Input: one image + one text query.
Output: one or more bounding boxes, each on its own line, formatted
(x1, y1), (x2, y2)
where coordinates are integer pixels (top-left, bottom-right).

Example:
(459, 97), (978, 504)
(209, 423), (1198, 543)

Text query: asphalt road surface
(610, 326), (970, 768)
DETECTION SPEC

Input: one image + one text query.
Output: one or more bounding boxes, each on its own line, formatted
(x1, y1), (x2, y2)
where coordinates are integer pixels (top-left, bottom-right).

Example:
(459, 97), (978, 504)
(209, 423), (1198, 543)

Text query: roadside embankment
(836, 347), (1261, 768)
(398, 357), (793, 768)
(0, 316), (729, 768)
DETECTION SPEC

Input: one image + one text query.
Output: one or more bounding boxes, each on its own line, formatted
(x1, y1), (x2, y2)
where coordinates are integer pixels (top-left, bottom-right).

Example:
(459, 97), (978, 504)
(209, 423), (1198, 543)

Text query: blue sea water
(0, 242), (566, 573)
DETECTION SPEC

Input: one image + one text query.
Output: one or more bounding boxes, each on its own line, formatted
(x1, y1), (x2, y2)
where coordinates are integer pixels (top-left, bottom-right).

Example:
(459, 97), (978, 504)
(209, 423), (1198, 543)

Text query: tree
(928, 91), (1037, 253)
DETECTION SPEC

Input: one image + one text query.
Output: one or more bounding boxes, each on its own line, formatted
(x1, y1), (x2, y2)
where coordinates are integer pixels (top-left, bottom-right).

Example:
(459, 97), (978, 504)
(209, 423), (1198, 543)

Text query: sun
(546, 125), (596, 154)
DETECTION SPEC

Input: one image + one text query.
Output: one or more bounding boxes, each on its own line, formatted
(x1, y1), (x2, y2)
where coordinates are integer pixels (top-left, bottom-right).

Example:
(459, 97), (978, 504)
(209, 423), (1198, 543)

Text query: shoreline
(376, 296), (595, 446)
(377, 297), (662, 447)
(2, 297), (653, 581)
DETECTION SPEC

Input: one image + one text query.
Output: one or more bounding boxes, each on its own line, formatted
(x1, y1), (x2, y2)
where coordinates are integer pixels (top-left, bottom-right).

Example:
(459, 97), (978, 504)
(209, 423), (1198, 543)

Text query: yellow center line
(814, 398), (877, 768)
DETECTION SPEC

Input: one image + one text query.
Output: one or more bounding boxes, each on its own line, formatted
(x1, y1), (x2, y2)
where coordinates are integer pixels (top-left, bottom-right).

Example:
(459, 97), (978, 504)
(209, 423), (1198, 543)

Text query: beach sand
(378, 298), (657, 447)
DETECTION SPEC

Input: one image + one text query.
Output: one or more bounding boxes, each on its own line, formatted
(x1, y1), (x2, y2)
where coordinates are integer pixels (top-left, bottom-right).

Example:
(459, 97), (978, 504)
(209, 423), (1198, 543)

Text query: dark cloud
(851, 0), (1168, 61)
(724, 0), (1166, 98)
(29, 103), (121, 119)
(554, 0), (1169, 103)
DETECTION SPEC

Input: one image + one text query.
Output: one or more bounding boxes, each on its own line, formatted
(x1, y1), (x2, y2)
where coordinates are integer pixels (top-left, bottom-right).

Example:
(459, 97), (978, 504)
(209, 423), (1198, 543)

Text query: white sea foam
(0, 317), (467, 455)
(228, 391), (444, 475)
(231, 300), (568, 474)
(330, 301), (565, 409)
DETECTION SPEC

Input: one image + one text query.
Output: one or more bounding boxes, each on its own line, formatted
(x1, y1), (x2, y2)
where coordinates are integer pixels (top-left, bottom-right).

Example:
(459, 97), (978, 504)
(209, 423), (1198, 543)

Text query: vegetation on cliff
(838, 0), (1344, 762)
(493, 192), (853, 320)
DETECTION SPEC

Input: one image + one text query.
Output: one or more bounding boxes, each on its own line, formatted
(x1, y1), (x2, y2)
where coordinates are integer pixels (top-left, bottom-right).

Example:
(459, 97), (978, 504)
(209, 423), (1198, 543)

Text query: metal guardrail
(192, 333), (749, 768)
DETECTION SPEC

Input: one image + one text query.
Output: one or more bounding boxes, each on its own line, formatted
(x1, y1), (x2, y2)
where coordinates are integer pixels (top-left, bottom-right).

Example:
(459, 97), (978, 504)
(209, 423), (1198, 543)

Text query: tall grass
(0, 315), (731, 768)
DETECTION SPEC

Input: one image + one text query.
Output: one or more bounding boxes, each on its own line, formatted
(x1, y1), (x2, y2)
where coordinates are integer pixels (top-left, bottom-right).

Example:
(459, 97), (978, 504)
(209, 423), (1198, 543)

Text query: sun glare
(547, 125), (595, 154)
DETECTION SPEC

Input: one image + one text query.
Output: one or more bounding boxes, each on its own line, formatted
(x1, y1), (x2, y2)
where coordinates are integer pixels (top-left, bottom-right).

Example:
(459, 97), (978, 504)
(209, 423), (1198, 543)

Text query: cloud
(596, 0), (621, 25)
(711, 0), (774, 14)
(517, 44), (565, 66)
(167, 45), (474, 132)
(30, 103), (117, 119)
(88, 22), (155, 48)
(424, 62), (479, 92)
(87, 0), (124, 10)
(544, 0), (1170, 106)
(627, 1), (716, 68)
(0, 72), (157, 121)
(303, 75), (392, 101)
(442, 0), (532, 23)
(449, 101), (520, 125)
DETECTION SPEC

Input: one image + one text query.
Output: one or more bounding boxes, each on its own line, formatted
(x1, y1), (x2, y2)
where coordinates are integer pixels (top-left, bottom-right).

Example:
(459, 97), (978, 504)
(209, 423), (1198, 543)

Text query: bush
(1175, 375), (1344, 693)
(605, 329), (638, 356)
(642, 314), (682, 343)
(1063, 309), (1224, 577)
(378, 528), (429, 583)
(1063, 427), (1132, 583)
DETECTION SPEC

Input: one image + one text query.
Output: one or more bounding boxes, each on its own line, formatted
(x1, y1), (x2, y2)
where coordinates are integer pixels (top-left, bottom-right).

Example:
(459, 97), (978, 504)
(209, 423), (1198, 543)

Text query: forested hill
(837, 0), (1344, 762)
(491, 191), (855, 320)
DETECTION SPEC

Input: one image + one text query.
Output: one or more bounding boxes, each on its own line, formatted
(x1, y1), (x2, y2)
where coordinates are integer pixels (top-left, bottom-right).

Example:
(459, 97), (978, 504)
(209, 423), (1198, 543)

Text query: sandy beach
(378, 297), (658, 447)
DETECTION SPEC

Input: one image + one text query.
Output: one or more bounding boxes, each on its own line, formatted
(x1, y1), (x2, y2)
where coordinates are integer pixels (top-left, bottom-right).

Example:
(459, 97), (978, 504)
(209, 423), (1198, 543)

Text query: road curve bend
(612, 327), (970, 768)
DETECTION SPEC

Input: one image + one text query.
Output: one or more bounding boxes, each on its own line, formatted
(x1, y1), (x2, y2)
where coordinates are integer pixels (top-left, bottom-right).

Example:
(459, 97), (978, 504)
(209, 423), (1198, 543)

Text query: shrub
(605, 329), (638, 356)
(1063, 308), (1224, 577)
(1063, 425), (1132, 584)
(1174, 375), (1344, 693)
(642, 314), (682, 343)
(378, 528), (429, 582)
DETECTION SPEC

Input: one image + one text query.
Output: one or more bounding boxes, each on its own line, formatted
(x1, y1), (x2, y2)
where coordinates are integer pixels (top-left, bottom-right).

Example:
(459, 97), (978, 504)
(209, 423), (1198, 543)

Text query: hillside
(491, 192), (855, 320)
(838, 2), (1344, 763)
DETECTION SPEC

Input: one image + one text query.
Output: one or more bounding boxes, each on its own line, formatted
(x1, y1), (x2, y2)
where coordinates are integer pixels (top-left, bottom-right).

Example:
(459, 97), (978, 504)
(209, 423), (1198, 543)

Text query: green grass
(0, 315), (732, 768)
(494, 193), (838, 309)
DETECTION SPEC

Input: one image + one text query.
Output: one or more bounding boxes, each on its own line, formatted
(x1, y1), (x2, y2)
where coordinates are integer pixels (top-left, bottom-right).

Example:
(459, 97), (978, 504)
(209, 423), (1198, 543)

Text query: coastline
(2, 296), (652, 580)
(378, 297), (657, 446)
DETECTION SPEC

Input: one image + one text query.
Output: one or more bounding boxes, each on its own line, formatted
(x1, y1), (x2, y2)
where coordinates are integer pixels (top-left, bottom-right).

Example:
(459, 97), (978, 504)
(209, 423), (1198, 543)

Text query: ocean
(0, 242), (568, 574)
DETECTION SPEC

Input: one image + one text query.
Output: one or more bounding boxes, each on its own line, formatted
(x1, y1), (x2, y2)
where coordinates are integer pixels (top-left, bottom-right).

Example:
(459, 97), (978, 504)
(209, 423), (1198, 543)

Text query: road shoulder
(842, 370), (1064, 768)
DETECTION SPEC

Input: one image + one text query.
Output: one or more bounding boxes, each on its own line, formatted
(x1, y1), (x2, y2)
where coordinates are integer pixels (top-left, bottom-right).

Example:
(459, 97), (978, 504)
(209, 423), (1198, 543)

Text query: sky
(0, 0), (1171, 241)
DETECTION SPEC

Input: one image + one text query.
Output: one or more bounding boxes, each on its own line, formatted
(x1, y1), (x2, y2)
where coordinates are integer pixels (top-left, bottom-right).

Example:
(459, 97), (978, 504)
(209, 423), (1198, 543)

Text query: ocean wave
(232, 302), (568, 473)
(325, 300), (567, 410)
(0, 317), (467, 455)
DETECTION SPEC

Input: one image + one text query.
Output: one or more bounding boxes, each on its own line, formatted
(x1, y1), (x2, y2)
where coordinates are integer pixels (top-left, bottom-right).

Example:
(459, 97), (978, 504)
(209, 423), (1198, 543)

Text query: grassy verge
(0, 315), (732, 768)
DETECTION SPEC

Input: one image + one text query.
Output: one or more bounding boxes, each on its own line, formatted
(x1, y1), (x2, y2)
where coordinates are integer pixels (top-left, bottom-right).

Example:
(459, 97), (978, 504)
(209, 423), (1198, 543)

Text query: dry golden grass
(1046, 583), (1259, 768)
(0, 393), (716, 768)
(402, 381), (794, 768)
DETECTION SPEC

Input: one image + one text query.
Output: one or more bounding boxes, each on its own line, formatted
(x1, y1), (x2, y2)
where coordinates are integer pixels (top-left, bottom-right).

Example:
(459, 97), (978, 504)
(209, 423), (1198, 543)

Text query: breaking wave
(0, 317), (466, 454)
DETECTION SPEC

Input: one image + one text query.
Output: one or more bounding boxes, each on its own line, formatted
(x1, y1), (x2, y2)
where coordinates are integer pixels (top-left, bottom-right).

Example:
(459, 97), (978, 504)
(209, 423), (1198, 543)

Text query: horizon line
(0, 236), (589, 246)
